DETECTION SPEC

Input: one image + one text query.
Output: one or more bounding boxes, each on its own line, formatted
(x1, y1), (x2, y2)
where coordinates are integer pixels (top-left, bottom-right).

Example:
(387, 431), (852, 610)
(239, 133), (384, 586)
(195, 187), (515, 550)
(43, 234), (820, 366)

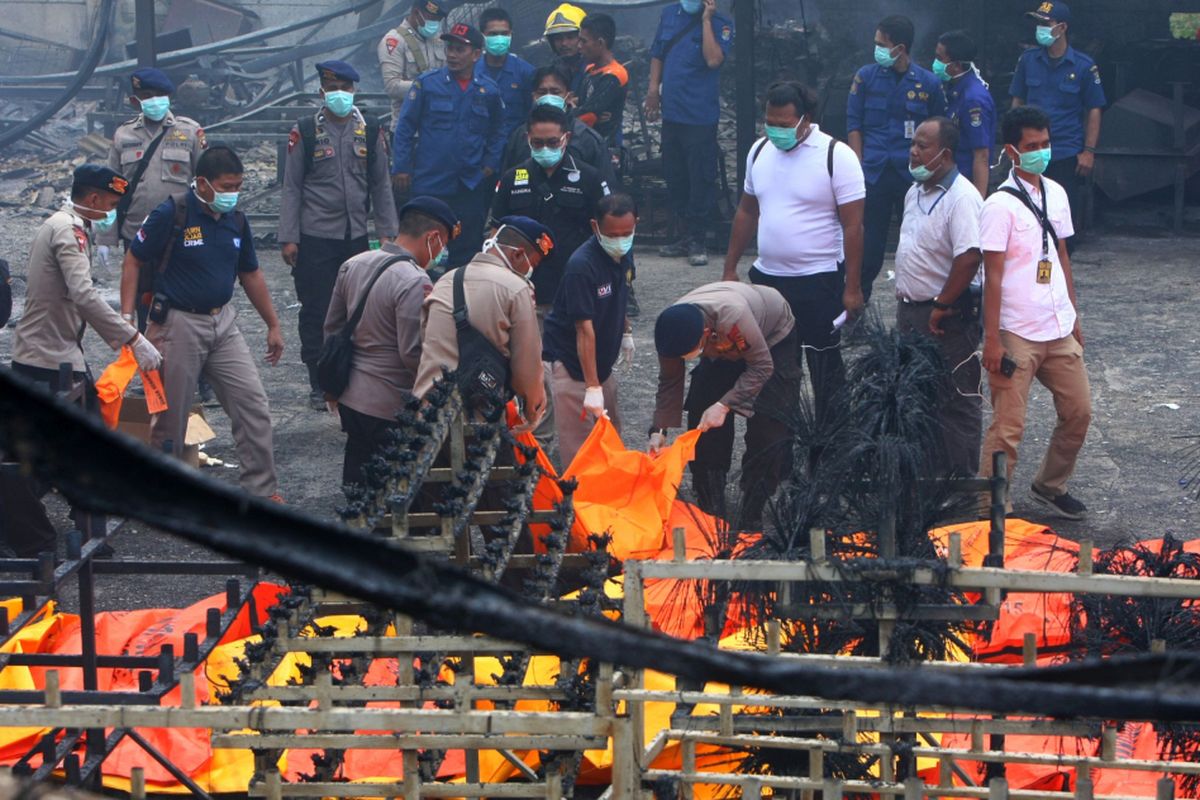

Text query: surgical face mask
(932, 59), (952, 81)
(765, 120), (802, 151)
(535, 93), (567, 110)
(596, 230), (634, 260)
(323, 90), (355, 117)
(419, 18), (441, 38)
(139, 95), (171, 122)
(76, 202), (117, 231)
(680, 0), (702, 14)
(1012, 146), (1052, 175)
(530, 144), (565, 169)
(484, 232), (531, 274)
(198, 178), (239, 213)
(1035, 24), (1059, 47)
(485, 34), (512, 56)
(909, 148), (946, 182)
(425, 231), (444, 266)
(874, 44), (898, 68)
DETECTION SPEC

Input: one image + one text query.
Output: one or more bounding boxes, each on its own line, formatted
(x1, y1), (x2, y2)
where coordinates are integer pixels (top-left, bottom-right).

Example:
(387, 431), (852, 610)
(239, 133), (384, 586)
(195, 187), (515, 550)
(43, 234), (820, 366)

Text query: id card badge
(904, 119), (915, 139)
(1036, 259), (1053, 284)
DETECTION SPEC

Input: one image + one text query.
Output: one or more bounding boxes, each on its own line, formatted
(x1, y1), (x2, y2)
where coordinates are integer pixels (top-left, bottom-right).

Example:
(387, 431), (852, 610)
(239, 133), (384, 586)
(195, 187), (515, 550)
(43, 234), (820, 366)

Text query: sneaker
(657, 238), (689, 258)
(308, 390), (326, 411)
(1029, 485), (1088, 520)
(687, 239), (708, 267)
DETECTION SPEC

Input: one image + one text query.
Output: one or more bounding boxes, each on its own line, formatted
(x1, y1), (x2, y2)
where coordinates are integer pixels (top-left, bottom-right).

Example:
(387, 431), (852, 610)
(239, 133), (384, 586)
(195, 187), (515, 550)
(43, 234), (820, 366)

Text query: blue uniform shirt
(1009, 45), (1106, 161)
(475, 53), (534, 141)
(650, 4), (734, 126)
(541, 236), (631, 384)
(392, 67), (507, 195)
(847, 61), (947, 184)
(130, 192), (257, 312)
(945, 70), (996, 181)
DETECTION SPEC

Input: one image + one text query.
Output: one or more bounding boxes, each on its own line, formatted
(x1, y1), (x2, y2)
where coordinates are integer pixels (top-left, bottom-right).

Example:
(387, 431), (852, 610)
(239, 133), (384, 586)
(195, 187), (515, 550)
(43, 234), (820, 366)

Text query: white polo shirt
(979, 169), (1076, 342)
(895, 168), (983, 302)
(744, 124), (866, 277)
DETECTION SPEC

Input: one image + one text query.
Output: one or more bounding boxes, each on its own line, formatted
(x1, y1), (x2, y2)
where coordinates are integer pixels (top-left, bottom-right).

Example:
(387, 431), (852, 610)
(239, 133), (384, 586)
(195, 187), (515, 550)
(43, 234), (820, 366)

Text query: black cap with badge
(441, 22), (484, 49)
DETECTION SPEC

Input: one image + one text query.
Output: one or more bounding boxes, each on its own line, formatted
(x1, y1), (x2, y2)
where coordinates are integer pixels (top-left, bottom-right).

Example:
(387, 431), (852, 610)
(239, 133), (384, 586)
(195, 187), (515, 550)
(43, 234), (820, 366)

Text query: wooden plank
(213, 734), (606, 750)
(248, 782), (551, 797)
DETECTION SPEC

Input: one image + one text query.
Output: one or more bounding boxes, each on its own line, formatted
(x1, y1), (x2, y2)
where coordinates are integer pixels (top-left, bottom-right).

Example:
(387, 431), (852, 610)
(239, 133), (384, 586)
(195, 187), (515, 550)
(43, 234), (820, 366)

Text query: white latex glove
(697, 401), (730, 432)
(512, 399), (545, 434)
(619, 332), (635, 367)
(95, 245), (111, 269)
(130, 333), (163, 371)
(648, 431), (666, 456)
(582, 385), (607, 420)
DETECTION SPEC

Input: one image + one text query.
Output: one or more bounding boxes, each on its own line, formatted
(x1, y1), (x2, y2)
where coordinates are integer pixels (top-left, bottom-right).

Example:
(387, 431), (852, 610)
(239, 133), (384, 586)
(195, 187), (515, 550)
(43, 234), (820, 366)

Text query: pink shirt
(979, 170), (1076, 342)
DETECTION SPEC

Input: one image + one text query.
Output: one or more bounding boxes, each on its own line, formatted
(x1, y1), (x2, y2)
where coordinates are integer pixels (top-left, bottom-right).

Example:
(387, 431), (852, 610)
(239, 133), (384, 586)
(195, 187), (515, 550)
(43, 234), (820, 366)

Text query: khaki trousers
(550, 362), (621, 471)
(980, 331), (1091, 498)
(148, 305), (278, 497)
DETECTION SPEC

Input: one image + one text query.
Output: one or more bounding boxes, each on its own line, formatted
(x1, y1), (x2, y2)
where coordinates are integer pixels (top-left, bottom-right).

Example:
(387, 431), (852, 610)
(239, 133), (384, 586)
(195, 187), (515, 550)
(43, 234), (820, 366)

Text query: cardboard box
(116, 394), (214, 468)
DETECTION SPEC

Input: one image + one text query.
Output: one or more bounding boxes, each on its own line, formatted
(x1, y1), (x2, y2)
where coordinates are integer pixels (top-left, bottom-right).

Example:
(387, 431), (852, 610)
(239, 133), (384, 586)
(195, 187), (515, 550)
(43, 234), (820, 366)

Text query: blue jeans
(862, 163), (911, 304)
(662, 121), (718, 241)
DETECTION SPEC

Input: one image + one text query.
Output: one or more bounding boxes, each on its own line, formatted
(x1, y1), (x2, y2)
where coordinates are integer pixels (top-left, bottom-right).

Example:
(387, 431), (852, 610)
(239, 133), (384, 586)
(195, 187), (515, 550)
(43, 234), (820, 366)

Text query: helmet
(544, 3), (586, 36)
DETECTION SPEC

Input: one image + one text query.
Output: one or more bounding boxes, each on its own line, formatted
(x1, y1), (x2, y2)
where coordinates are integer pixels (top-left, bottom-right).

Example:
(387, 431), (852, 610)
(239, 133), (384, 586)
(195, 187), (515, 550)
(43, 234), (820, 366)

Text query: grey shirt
(278, 107), (398, 245)
(323, 243), (430, 420)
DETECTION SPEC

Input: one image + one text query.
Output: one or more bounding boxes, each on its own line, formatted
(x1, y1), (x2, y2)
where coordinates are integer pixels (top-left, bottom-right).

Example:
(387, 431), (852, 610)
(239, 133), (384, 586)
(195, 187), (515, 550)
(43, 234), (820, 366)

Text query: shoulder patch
(727, 323), (749, 352)
(72, 227), (88, 253)
(721, 25), (731, 41)
(386, 36), (399, 54)
(514, 168), (529, 186)
(969, 108), (983, 127)
(287, 129), (300, 153)
(197, 128), (207, 149)
(1090, 64), (1101, 84)
(407, 86), (419, 100)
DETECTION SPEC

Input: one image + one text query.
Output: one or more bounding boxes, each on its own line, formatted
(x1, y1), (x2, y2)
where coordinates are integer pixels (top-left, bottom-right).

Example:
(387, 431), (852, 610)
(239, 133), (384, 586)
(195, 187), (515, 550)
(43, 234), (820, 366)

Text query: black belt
(172, 302), (224, 316)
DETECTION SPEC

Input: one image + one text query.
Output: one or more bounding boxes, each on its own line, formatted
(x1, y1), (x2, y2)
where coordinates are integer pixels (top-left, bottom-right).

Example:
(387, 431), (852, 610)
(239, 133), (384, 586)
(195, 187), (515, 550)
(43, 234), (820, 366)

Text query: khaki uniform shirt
(324, 243), (430, 421)
(278, 108), (399, 244)
(12, 205), (136, 371)
(378, 19), (446, 127)
(414, 251), (542, 406)
(103, 112), (206, 245)
(653, 282), (795, 428)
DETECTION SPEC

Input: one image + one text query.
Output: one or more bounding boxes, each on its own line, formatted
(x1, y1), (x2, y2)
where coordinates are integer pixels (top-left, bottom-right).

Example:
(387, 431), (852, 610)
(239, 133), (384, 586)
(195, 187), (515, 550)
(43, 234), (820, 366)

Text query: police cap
(73, 164), (128, 197)
(414, 0), (448, 18)
(130, 67), (174, 95)
(316, 60), (360, 84)
(1027, 1), (1071, 24)
(441, 22), (484, 49)
(497, 216), (555, 257)
(401, 196), (462, 240)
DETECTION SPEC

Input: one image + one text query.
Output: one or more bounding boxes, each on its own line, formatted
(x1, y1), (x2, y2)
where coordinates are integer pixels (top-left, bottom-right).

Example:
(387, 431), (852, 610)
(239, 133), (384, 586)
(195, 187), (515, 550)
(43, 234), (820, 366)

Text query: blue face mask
(323, 90), (355, 117)
(199, 179), (239, 213)
(596, 230), (634, 260)
(1035, 24), (1059, 47)
(535, 93), (567, 110)
(680, 0), (702, 14)
(1013, 146), (1052, 175)
(874, 44), (898, 68)
(139, 95), (171, 122)
(531, 145), (565, 169)
(95, 208), (117, 232)
(485, 34), (511, 56)
(765, 121), (800, 151)
(908, 148), (947, 182)
(419, 18), (441, 38)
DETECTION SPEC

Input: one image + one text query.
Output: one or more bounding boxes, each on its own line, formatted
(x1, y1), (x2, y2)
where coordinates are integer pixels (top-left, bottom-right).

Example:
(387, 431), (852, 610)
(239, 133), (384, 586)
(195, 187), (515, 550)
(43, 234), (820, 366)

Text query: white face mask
(484, 233), (532, 275)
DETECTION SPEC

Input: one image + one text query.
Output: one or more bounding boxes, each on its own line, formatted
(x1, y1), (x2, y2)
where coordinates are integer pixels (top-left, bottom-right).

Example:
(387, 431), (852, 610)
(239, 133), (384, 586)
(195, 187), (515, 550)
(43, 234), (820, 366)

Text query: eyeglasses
(529, 136), (564, 149)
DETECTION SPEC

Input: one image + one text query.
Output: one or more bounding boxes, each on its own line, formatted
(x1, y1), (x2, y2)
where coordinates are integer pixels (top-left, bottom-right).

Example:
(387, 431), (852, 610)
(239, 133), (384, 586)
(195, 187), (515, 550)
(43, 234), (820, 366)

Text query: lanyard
(1015, 176), (1051, 258)
(917, 184), (949, 216)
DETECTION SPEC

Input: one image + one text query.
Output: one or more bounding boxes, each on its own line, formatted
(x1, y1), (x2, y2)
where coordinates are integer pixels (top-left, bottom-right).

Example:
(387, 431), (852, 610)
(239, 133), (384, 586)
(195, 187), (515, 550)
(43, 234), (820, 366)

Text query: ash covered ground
(1, 199), (1198, 611)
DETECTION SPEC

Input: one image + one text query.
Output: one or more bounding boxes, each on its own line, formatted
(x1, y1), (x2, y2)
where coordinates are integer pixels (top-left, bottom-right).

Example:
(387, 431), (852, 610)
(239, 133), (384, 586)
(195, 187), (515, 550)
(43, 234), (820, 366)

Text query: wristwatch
(931, 297), (953, 311)
(121, 312), (136, 323)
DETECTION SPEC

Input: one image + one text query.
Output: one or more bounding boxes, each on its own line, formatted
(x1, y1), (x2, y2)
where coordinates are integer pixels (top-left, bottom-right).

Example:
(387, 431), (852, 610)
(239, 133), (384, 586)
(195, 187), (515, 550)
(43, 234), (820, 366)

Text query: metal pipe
(135, 0), (157, 68)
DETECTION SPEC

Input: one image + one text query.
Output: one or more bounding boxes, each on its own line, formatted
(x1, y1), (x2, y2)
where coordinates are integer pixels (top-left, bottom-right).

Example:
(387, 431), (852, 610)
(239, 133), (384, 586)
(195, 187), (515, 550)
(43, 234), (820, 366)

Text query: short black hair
(195, 144), (243, 181)
(1002, 105), (1050, 146)
(923, 116), (960, 152)
(528, 102), (569, 131)
(877, 15), (915, 51)
(938, 29), (977, 63)
(532, 64), (570, 91)
(70, 184), (107, 203)
(581, 13), (616, 49)
(398, 210), (445, 238)
(765, 80), (818, 120)
(480, 7), (511, 28)
(594, 192), (636, 222)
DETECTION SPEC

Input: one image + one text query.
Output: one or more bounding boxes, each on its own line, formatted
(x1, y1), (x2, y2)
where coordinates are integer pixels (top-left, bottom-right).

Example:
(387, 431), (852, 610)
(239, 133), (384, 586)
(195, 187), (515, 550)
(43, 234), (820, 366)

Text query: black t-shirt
(491, 156), (610, 305)
(541, 235), (631, 384)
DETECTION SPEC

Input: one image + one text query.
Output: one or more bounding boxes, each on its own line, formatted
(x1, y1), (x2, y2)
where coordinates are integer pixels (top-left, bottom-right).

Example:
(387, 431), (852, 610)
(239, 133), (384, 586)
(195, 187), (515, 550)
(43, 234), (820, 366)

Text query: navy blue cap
(130, 67), (174, 95)
(654, 304), (705, 358)
(1027, 1), (1070, 23)
(497, 215), (554, 256)
(73, 164), (128, 196)
(441, 22), (484, 49)
(316, 60), (360, 84)
(415, 0), (448, 17)
(401, 196), (461, 240)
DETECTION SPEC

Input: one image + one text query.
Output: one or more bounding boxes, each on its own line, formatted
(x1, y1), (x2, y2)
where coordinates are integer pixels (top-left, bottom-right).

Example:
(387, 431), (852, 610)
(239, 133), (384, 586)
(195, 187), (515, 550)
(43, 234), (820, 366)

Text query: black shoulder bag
(452, 263), (512, 409)
(114, 127), (169, 242)
(317, 254), (412, 398)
